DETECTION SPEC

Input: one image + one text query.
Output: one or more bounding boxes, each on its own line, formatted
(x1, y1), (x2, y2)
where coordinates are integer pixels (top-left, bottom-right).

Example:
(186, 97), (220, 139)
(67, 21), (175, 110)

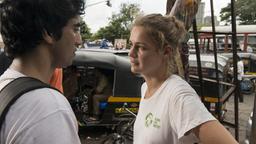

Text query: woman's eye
(127, 42), (132, 48)
(130, 42), (146, 52)
(134, 45), (140, 50)
(137, 45), (145, 50)
(132, 46), (144, 53)
(74, 27), (80, 33)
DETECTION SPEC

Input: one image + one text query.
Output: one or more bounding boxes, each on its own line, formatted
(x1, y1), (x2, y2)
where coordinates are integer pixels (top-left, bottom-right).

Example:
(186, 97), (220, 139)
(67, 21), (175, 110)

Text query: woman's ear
(43, 30), (54, 44)
(164, 45), (172, 56)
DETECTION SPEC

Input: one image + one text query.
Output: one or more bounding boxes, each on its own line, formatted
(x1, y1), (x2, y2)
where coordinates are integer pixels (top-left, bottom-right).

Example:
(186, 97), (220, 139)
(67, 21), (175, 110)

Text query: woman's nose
(129, 47), (137, 58)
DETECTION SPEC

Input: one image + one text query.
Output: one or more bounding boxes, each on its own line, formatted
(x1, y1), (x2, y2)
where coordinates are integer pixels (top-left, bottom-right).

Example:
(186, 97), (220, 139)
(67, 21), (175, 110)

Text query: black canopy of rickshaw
(72, 49), (144, 98)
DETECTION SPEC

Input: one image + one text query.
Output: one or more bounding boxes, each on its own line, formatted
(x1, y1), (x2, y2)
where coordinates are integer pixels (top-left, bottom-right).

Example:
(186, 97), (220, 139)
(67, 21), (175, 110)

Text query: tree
(80, 21), (92, 42)
(237, 0), (256, 24)
(220, 0), (256, 25)
(219, 3), (231, 25)
(93, 3), (141, 43)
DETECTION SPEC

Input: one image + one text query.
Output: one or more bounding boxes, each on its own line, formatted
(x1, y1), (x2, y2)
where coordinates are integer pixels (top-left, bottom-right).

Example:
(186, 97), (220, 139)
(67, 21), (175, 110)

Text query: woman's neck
(143, 73), (171, 99)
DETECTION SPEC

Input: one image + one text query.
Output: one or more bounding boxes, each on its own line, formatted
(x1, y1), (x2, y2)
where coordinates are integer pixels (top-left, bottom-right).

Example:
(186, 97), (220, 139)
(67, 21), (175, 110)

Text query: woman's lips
(130, 58), (138, 65)
(72, 51), (76, 57)
(73, 48), (77, 56)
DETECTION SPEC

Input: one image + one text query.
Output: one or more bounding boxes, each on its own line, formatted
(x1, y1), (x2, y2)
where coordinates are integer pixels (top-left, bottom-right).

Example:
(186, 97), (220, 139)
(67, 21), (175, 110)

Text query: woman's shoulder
(168, 75), (191, 88)
(166, 75), (198, 98)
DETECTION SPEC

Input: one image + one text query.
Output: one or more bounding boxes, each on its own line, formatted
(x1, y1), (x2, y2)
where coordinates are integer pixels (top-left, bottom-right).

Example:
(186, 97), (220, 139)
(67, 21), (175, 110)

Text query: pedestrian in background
(0, 50), (11, 76)
(229, 55), (244, 102)
(50, 68), (64, 93)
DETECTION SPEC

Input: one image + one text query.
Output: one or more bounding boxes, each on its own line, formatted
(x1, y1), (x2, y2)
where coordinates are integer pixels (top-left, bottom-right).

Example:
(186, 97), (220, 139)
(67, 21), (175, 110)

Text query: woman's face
(129, 26), (166, 77)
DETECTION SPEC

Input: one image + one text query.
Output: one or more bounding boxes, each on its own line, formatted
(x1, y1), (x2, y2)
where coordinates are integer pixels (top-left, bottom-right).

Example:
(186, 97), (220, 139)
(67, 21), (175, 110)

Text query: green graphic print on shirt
(145, 112), (161, 128)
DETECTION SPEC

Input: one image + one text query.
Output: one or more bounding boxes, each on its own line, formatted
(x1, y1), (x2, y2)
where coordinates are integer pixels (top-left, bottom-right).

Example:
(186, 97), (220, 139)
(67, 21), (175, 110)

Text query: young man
(0, 0), (84, 143)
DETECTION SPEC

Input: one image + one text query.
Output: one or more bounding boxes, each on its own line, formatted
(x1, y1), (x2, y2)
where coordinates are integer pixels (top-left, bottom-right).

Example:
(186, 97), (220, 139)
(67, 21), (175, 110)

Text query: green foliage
(220, 3), (231, 25)
(220, 0), (256, 25)
(80, 20), (92, 41)
(93, 3), (141, 43)
(237, 0), (256, 24)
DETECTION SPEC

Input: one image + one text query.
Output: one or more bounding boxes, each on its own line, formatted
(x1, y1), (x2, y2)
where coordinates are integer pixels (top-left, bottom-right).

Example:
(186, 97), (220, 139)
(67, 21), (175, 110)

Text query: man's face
(52, 16), (82, 68)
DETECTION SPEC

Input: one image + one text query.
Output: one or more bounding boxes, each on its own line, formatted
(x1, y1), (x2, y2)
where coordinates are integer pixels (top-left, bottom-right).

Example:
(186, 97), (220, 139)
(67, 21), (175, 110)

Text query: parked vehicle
(189, 54), (231, 118)
(221, 53), (256, 94)
(63, 49), (144, 129)
(102, 103), (136, 144)
(200, 25), (256, 52)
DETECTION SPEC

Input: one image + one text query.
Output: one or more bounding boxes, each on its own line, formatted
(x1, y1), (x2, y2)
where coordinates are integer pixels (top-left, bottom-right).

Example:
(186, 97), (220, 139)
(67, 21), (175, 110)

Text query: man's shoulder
(23, 88), (70, 110)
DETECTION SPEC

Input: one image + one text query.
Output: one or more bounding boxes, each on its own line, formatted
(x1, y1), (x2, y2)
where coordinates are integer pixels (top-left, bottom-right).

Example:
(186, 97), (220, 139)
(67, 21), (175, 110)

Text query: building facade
(196, 2), (205, 26)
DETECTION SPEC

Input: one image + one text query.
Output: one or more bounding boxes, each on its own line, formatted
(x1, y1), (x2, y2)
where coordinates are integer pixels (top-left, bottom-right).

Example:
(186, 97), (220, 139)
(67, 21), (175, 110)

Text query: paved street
(225, 93), (255, 144)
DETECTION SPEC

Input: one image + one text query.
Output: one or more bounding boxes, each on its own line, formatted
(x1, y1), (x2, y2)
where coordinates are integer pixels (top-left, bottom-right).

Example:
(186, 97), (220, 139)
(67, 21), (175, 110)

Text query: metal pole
(192, 19), (204, 102)
(231, 0), (239, 140)
(85, 0), (111, 8)
(244, 33), (248, 52)
(250, 92), (256, 144)
(210, 0), (221, 120)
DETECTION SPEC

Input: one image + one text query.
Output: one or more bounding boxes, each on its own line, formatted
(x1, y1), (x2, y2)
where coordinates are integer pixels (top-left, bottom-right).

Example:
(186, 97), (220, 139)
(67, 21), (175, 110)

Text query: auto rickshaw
(63, 49), (144, 128)
(189, 54), (231, 118)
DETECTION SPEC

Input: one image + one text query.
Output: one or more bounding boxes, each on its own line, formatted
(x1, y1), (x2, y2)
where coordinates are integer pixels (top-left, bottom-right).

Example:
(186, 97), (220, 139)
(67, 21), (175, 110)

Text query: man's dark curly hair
(0, 0), (85, 58)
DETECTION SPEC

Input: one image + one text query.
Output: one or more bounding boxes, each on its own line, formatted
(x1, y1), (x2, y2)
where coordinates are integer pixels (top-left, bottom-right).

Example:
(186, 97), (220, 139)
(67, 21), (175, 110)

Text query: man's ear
(43, 30), (54, 44)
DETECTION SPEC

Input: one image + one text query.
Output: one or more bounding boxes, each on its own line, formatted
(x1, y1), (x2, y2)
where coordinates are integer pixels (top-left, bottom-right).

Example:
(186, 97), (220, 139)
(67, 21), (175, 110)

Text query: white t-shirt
(0, 69), (81, 144)
(134, 75), (216, 144)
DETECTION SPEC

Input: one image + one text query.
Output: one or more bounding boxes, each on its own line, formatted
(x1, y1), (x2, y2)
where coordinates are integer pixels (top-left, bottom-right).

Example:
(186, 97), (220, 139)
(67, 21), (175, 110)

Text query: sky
(83, 0), (230, 33)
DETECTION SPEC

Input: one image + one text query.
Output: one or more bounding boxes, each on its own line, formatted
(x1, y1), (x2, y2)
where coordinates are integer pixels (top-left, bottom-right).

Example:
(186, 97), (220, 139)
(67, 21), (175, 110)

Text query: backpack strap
(0, 77), (54, 130)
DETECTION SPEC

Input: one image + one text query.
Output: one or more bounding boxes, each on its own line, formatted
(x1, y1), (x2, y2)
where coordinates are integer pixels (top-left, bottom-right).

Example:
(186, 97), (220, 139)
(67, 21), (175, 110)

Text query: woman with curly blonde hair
(129, 14), (237, 144)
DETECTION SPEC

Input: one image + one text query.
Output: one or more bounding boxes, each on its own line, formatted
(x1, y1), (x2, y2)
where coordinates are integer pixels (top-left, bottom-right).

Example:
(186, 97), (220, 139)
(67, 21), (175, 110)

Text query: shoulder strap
(0, 77), (53, 130)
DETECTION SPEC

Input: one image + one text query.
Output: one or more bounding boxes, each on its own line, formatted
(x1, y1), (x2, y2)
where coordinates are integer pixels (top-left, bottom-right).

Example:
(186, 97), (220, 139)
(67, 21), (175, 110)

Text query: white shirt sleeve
(169, 83), (216, 140)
